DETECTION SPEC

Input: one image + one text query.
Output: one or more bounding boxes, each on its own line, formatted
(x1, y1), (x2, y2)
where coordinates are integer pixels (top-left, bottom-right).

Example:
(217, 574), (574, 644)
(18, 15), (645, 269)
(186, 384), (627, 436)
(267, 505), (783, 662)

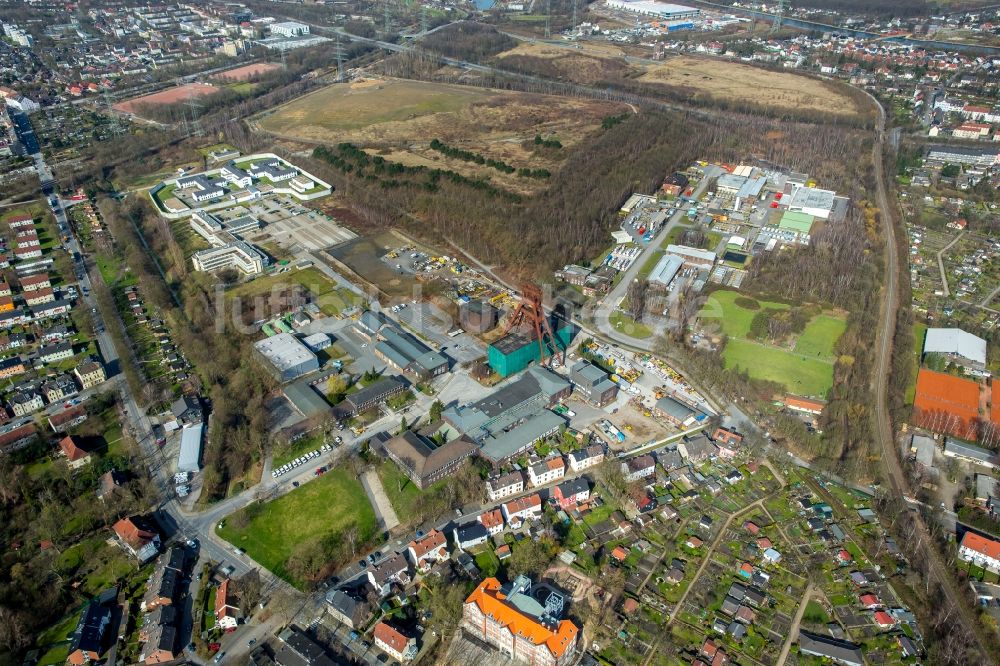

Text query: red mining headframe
(499, 282), (565, 367)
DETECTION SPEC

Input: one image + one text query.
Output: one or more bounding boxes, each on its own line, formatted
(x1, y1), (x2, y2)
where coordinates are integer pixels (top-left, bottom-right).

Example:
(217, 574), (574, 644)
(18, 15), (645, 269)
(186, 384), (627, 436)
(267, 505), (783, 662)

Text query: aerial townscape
(11, 1), (1000, 666)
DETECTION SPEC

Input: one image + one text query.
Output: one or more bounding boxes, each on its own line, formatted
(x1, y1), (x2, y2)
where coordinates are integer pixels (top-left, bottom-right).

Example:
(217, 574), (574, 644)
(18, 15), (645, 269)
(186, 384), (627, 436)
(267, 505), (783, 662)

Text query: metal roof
(924, 327), (987, 365)
(177, 423), (203, 473)
(648, 254), (683, 286)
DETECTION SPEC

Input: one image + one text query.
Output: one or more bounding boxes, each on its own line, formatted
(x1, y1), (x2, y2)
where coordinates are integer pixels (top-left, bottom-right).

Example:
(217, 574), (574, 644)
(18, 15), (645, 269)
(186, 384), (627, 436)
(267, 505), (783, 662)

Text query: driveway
(361, 469), (400, 531)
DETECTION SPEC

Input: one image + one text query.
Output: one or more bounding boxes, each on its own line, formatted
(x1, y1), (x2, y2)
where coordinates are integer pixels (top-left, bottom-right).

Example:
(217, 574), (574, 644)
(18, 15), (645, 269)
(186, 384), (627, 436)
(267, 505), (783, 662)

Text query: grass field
(228, 266), (339, 301)
(217, 467), (377, 586)
(793, 315), (847, 357)
(700, 289), (789, 339)
(724, 339), (835, 397)
(639, 56), (861, 117)
(907, 322), (928, 404)
(610, 310), (653, 339)
(702, 289), (844, 397)
(258, 77), (628, 194)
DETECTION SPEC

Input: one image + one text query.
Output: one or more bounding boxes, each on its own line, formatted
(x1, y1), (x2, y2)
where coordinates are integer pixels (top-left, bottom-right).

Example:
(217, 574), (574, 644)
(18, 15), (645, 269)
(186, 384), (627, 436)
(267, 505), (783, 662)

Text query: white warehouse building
(604, 0), (700, 20)
(254, 333), (319, 382)
(270, 21), (309, 37)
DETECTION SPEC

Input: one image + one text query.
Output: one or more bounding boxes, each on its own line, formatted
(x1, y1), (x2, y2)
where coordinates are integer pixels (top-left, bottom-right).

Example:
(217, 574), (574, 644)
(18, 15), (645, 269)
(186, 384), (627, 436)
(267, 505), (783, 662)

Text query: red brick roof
(479, 509), (503, 530)
(59, 435), (88, 461)
(373, 622), (410, 654)
(408, 529), (446, 560)
(961, 531), (1000, 560)
(113, 516), (156, 550)
(464, 578), (577, 659)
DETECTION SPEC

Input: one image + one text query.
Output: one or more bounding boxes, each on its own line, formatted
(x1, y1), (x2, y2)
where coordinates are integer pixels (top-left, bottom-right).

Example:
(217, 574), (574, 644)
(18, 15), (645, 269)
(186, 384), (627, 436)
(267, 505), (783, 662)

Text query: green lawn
(699, 289), (789, 338)
(228, 267), (341, 302)
(474, 549), (501, 577)
(794, 315), (847, 357)
(908, 322), (927, 404)
(724, 339), (834, 397)
(378, 460), (447, 524)
(636, 250), (665, 279)
(37, 609), (81, 646)
(217, 467), (377, 587)
(610, 310), (653, 339)
(272, 433), (325, 469)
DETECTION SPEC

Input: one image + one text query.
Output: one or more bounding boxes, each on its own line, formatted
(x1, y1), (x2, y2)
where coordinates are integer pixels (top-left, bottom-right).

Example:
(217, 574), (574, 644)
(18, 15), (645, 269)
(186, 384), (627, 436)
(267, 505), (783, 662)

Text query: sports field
(257, 77), (628, 194)
(211, 62), (281, 82)
(113, 83), (219, 116)
(700, 289), (845, 397)
(217, 468), (377, 586)
(639, 56), (861, 117)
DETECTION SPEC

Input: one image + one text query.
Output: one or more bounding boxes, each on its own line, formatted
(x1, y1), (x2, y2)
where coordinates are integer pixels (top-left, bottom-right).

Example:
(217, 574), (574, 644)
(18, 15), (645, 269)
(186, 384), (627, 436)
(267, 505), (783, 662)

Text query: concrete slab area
(361, 468), (400, 531)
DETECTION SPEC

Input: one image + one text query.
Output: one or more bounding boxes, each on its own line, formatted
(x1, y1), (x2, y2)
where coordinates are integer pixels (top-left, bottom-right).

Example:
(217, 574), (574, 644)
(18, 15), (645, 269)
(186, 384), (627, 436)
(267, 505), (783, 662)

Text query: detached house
(407, 529), (449, 571)
(454, 522), (489, 551)
(113, 515), (161, 563)
(59, 435), (92, 469)
(373, 621), (418, 662)
(367, 553), (410, 597)
(622, 455), (656, 482)
(567, 444), (604, 472)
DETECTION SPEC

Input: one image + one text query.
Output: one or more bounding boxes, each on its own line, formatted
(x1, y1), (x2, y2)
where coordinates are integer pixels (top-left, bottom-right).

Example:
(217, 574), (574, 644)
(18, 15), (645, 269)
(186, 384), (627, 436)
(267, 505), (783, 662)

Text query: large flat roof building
(788, 187), (836, 219)
(191, 241), (268, 275)
(604, 0), (700, 19)
(444, 366), (570, 462)
(924, 327), (988, 371)
(253, 333), (319, 382)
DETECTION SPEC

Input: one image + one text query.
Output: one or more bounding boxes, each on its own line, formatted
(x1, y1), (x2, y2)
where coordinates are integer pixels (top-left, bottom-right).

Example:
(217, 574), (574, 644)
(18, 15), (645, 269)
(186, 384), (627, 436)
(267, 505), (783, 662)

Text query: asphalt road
(866, 90), (992, 659)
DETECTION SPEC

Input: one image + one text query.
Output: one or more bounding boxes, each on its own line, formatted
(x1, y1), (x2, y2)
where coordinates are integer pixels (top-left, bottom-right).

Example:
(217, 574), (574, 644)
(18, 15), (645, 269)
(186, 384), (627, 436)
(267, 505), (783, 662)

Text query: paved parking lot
(245, 196), (356, 251)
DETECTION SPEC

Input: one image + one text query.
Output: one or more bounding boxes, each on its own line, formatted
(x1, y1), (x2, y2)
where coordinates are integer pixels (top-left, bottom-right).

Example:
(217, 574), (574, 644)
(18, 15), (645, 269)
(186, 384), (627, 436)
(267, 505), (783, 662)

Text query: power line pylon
(770, 0), (785, 35)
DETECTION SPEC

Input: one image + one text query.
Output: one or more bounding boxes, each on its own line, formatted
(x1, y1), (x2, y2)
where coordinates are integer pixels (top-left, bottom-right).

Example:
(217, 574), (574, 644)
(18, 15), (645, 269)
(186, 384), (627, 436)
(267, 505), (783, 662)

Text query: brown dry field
(113, 82), (219, 115)
(495, 42), (638, 84)
(638, 56), (860, 116)
(211, 62), (281, 82)
(257, 77), (630, 194)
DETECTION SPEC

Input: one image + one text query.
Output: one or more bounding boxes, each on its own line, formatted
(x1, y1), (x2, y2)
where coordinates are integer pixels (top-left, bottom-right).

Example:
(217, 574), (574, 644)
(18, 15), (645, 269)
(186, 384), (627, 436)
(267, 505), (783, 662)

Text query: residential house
(9, 390), (43, 416)
(59, 435), (92, 469)
(170, 395), (202, 423)
(678, 433), (716, 463)
(873, 610), (896, 628)
(367, 553), (410, 597)
(139, 622), (178, 664)
(0, 423), (37, 452)
(487, 471), (524, 501)
(528, 457), (565, 487)
(275, 627), (338, 666)
(325, 588), (370, 629)
(49, 404), (87, 433)
(859, 593), (880, 609)
(454, 522), (490, 551)
(959, 531), (1000, 572)
(113, 515), (161, 563)
(42, 374), (79, 403)
(215, 578), (241, 630)
(38, 341), (73, 364)
(25, 288), (55, 306)
(407, 529), (449, 571)
(97, 469), (127, 502)
(478, 509), (504, 536)
(622, 455), (655, 482)
(567, 444), (604, 473)
(139, 606), (176, 642)
(501, 493), (543, 528)
(67, 598), (112, 665)
(552, 477), (590, 509)
(0, 356), (27, 379)
(373, 621), (418, 662)
(74, 359), (107, 389)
